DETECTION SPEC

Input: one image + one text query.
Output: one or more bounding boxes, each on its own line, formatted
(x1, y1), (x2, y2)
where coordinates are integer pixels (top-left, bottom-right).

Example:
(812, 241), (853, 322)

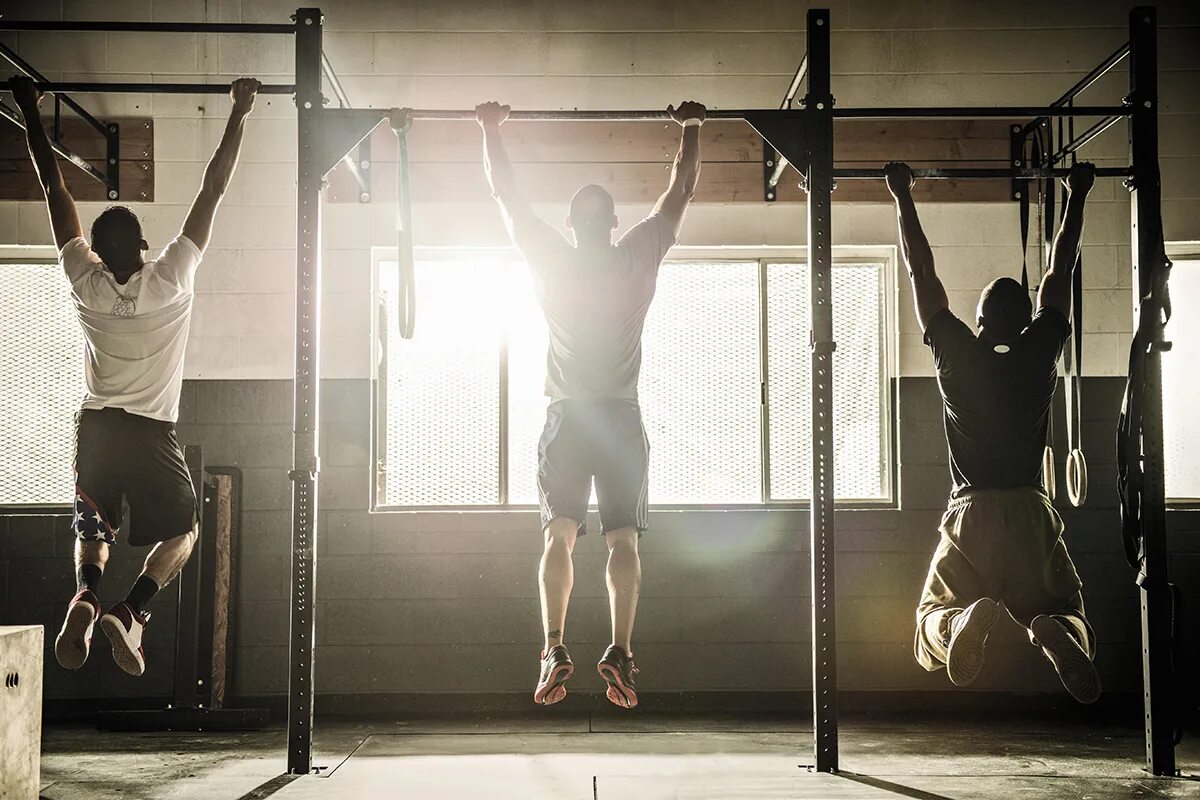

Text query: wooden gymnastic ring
(1066, 448), (1087, 507)
(1042, 445), (1056, 501)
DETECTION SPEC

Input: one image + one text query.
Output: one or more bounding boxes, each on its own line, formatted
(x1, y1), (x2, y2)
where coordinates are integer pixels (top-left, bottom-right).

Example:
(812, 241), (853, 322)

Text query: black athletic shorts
(537, 399), (649, 536)
(72, 407), (198, 546)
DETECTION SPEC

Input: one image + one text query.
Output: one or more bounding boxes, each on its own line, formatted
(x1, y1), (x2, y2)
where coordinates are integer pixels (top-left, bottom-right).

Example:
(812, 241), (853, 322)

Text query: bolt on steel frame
(0, 4), (1174, 779)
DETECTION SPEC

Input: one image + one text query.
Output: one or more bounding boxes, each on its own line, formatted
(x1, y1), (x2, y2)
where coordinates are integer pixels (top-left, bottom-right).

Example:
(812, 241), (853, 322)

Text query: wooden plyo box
(0, 625), (43, 800)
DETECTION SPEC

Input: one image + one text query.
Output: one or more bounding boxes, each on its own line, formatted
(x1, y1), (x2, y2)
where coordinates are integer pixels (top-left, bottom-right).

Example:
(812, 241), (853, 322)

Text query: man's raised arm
(654, 101), (705, 238)
(181, 78), (260, 252)
(1038, 162), (1095, 318)
(9, 76), (83, 251)
(475, 100), (557, 245)
(886, 161), (948, 332)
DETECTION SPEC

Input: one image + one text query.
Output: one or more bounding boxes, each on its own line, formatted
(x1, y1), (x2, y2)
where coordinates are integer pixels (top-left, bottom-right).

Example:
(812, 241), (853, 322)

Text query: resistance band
(389, 109), (416, 340)
(1116, 175), (1182, 742)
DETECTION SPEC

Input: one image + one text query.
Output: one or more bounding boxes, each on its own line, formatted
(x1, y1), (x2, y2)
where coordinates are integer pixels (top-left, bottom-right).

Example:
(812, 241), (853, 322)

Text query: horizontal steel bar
(0, 42), (108, 137)
(1055, 114), (1126, 163)
(832, 166), (1133, 179)
(0, 101), (109, 185)
(408, 108), (749, 120)
(32, 82), (296, 95)
(0, 21), (294, 34)
(833, 105), (1130, 119)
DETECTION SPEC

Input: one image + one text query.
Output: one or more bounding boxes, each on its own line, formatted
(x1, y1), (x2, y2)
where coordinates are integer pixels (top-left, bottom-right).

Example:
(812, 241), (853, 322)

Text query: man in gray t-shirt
(476, 99), (705, 710)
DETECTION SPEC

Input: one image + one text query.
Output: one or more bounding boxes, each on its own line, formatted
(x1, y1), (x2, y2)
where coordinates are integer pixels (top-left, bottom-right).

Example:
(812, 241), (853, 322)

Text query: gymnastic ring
(1042, 445), (1056, 501)
(1066, 448), (1087, 507)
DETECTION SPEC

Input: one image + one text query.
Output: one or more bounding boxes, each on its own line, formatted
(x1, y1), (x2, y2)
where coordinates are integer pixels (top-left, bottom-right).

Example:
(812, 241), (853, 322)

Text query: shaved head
(567, 184), (617, 246)
(976, 277), (1032, 342)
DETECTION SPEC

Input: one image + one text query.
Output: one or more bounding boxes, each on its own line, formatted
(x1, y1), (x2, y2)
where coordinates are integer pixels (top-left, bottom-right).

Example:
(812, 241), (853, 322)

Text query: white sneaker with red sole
(99, 601), (150, 677)
(55, 590), (102, 670)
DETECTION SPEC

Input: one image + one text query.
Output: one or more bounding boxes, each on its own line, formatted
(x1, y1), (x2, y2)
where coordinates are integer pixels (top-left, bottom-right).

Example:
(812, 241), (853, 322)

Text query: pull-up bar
(834, 166), (1133, 180)
(396, 105), (1131, 122)
(833, 105), (1129, 119)
(0, 21), (295, 34)
(30, 82), (297, 95)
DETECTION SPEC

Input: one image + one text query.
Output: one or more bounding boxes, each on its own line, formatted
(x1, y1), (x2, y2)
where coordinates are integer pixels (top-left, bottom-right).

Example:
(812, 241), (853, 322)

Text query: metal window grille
(375, 255), (891, 508)
(1162, 258), (1200, 503)
(767, 261), (888, 501)
(378, 259), (502, 505)
(640, 261), (762, 504)
(0, 263), (88, 506)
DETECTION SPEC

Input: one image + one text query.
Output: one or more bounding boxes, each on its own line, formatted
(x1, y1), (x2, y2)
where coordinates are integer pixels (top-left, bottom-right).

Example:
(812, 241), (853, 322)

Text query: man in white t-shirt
(8, 75), (260, 677)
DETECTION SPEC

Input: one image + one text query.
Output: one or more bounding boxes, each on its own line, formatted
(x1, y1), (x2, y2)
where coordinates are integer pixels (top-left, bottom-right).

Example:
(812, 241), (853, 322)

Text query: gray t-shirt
(512, 213), (676, 401)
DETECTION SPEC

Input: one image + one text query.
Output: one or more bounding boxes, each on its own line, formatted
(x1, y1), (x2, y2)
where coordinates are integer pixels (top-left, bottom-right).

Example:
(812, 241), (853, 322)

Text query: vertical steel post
(1128, 6), (1175, 777)
(287, 6), (322, 775)
(805, 6), (838, 774)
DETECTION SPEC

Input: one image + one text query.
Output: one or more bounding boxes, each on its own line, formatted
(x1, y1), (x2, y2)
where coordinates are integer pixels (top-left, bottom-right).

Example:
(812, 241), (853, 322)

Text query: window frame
(369, 245), (899, 513)
(0, 245), (78, 512)
(1164, 242), (1200, 508)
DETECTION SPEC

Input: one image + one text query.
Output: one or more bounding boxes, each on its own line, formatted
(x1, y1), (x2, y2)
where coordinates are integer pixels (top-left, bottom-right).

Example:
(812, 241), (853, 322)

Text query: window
(0, 255), (88, 507)
(372, 247), (895, 509)
(1163, 249), (1200, 504)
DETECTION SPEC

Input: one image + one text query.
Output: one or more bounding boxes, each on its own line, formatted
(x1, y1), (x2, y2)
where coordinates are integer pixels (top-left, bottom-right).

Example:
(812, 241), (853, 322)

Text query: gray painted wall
(2, 377), (1197, 703)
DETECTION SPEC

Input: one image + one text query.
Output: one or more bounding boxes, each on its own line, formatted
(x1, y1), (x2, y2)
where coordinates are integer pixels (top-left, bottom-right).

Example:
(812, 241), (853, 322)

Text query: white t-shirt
(59, 235), (203, 423)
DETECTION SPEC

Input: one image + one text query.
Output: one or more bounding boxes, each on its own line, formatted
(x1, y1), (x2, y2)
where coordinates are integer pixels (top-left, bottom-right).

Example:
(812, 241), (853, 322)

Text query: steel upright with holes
(804, 8), (839, 773)
(287, 6), (323, 776)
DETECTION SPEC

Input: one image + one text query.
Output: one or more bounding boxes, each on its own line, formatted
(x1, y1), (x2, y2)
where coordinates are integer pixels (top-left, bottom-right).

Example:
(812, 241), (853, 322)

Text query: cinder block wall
(0, 0), (1198, 702)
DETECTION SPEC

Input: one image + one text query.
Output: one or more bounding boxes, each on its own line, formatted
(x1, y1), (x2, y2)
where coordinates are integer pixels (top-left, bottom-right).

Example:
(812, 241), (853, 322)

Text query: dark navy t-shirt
(924, 306), (1070, 494)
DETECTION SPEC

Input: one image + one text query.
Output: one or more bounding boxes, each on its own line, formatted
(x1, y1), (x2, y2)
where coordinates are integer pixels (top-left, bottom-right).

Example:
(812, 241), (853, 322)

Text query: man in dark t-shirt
(886, 160), (1101, 704)
(476, 100), (706, 710)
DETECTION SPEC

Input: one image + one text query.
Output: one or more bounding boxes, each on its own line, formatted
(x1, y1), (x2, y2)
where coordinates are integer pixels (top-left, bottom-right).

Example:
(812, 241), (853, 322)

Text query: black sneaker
(1030, 615), (1101, 704)
(946, 597), (1001, 687)
(597, 645), (639, 709)
(533, 645), (574, 706)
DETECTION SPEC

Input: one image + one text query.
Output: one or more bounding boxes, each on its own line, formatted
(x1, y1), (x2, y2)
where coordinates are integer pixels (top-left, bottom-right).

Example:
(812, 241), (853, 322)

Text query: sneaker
(533, 645), (574, 705)
(99, 601), (150, 677)
(597, 645), (639, 709)
(946, 597), (1001, 687)
(55, 590), (101, 670)
(1030, 615), (1101, 704)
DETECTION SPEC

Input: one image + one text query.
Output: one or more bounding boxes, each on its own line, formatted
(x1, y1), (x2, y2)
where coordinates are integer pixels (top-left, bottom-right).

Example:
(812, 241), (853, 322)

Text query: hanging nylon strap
(1064, 243), (1087, 505)
(1056, 147), (1087, 506)
(1021, 132), (1056, 499)
(1117, 202), (1172, 569)
(389, 109), (416, 340)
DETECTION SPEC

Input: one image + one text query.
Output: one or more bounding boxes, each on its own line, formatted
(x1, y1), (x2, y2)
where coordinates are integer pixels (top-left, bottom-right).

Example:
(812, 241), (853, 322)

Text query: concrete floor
(37, 713), (1200, 800)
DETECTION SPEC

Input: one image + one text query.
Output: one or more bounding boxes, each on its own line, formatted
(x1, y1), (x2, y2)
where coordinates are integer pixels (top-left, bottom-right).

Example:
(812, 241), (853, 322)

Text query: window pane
(379, 260), (501, 505)
(1163, 259), (1200, 501)
(640, 261), (762, 503)
(0, 264), (88, 505)
(506, 262), (550, 505)
(768, 262), (887, 501)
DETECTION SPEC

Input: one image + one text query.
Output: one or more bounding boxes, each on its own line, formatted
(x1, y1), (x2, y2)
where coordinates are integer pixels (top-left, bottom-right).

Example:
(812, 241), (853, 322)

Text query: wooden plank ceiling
(0, 117), (154, 202)
(327, 118), (1016, 204)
